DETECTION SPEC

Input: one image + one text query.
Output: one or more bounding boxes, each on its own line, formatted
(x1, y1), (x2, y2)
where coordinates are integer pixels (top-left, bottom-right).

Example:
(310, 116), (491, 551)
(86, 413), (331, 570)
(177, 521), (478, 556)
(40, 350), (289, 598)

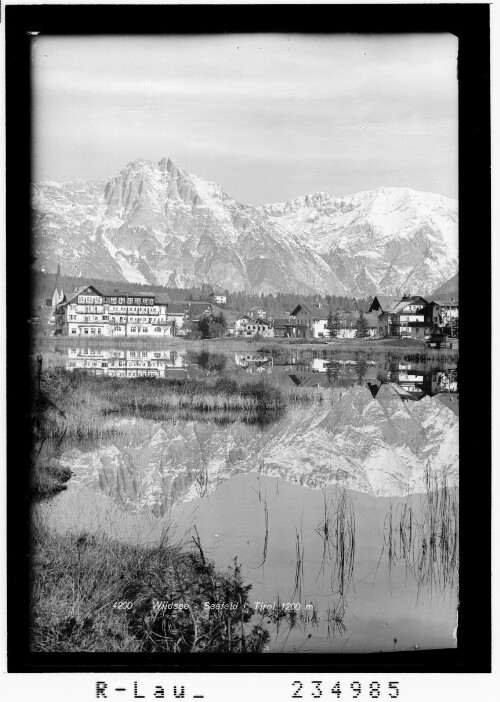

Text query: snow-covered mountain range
(32, 157), (458, 296)
(60, 386), (458, 512)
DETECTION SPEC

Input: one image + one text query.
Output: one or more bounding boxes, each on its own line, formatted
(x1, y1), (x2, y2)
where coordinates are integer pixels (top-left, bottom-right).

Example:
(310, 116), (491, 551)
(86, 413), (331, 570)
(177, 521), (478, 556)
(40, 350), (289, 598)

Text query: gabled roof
(64, 285), (103, 305)
(369, 296), (400, 313)
(430, 299), (459, 308)
(290, 302), (329, 319)
(391, 296), (428, 314)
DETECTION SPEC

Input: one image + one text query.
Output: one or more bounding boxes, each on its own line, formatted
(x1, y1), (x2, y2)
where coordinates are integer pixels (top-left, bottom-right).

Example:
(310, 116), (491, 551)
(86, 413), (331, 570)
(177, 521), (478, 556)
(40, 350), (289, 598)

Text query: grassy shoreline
(31, 520), (270, 652)
(32, 331), (456, 356)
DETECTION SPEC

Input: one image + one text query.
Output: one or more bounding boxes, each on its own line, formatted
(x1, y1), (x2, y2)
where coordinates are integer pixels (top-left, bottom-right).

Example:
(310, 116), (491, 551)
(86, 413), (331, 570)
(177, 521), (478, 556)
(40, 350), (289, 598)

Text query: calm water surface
(36, 346), (459, 652)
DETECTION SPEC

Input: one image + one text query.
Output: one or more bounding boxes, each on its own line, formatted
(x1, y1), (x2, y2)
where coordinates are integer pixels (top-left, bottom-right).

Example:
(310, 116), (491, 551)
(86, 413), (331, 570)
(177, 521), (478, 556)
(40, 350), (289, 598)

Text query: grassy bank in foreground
(31, 522), (269, 652)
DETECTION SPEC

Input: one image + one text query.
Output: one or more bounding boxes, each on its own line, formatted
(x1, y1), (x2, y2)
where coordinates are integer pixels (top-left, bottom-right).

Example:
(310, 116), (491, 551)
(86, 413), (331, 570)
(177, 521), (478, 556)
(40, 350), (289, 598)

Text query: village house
(235, 313), (252, 334)
(248, 306), (267, 318)
(209, 292), (227, 305)
(242, 316), (275, 338)
(369, 295), (435, 339)
(289, 303), (329, 338)
(424, 299), (459, 333)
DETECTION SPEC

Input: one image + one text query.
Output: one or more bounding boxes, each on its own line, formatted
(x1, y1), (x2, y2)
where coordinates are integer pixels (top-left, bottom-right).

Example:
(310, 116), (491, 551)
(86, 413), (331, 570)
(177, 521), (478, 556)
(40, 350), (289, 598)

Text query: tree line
(31, 270), (373, 315)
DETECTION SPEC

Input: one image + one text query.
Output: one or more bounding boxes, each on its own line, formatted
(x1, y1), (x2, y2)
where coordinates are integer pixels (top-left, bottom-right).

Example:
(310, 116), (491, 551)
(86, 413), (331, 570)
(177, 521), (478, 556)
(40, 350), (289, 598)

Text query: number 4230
(292, 681), (400, 699)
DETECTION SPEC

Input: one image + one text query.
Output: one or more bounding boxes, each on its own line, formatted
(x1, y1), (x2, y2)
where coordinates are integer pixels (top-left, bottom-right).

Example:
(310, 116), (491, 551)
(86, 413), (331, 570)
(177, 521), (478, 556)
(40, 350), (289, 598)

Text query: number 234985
(292, 681), (400, 699)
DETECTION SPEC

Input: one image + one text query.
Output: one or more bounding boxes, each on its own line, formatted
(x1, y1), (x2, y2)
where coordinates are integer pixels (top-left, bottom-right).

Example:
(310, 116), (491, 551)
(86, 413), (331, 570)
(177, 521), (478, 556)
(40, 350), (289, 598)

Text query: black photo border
(5, 2), (491, 674)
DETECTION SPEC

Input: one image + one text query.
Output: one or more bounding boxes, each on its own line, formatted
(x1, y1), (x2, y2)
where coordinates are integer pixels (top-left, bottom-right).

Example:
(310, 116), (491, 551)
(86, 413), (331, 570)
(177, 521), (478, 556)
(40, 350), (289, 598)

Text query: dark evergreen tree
(326, 309), (335, 338)
(333, 311), (342, 338)
(355, 310), (370, 338)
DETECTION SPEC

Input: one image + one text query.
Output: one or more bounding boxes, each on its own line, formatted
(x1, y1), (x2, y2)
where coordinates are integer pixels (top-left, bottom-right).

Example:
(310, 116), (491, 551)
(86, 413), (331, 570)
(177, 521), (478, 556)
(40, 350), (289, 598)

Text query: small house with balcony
(289, 303), (329, 338)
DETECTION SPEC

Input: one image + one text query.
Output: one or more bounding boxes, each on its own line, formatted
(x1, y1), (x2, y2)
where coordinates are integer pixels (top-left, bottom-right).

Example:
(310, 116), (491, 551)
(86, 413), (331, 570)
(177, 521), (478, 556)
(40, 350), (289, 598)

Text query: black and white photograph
(4, 2), (492, 687)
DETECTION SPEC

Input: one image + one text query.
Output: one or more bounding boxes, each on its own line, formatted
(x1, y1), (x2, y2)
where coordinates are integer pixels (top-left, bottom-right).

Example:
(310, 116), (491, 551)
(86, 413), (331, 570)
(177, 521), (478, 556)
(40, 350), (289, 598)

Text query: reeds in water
(315, 487), (356, 599)
(383, 465), (458, 596)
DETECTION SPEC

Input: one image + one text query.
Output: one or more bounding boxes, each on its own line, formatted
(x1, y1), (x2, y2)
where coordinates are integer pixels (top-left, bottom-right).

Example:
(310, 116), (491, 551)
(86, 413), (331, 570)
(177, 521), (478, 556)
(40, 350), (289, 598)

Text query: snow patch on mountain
(32, 158), (458, 296)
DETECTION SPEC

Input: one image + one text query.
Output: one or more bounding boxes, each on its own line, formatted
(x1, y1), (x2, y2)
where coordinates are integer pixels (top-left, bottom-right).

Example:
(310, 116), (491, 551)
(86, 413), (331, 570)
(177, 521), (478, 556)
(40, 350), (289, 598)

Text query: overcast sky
(32, 33), (458, 205)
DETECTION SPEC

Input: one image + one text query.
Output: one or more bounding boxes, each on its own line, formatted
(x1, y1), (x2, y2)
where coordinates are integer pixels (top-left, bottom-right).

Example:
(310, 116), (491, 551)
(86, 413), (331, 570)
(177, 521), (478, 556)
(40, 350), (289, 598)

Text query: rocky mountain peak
(31, 158), (458, 295)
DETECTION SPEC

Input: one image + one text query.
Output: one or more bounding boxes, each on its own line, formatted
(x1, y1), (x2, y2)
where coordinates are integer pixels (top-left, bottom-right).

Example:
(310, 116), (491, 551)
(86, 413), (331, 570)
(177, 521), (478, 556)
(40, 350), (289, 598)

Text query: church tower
(50, 263), (66, 308)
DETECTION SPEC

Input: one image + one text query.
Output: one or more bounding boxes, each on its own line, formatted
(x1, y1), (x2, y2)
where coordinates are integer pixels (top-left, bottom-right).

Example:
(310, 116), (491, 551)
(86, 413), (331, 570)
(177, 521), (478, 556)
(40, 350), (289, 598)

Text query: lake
(34, 344), (459, 653)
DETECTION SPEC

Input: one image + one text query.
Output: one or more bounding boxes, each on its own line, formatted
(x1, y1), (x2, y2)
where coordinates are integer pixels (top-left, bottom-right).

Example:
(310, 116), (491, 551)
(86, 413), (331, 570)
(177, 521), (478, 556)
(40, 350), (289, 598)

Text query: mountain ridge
(32, 157), (458, 297)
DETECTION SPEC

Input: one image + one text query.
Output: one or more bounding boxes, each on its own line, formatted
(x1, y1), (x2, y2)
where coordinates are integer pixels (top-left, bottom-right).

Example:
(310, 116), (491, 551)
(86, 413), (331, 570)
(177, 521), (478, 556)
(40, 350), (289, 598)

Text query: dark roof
(274, 318), (295, 325)
(391, 296), (428, 314)
(290, 302), (329, 319)
(64, 285), (102, 305)
(53, 263), (63, 295)
(370, 296), (400, 313)
(166, 303), (189, 315)
(167, 301), (212, 315)
(100, 289), (157, 299)
(431, 299), (459, 308)
(245, 317), (273, 325)
(155, 292), (172, 304)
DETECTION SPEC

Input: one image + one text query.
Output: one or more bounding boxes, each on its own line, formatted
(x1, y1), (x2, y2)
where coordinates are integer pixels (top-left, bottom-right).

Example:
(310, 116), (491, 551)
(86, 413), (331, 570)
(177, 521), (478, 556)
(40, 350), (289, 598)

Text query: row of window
(71, 327), (103, 335)
(108, 297), (154, 305)
(78, 295), (156, 305)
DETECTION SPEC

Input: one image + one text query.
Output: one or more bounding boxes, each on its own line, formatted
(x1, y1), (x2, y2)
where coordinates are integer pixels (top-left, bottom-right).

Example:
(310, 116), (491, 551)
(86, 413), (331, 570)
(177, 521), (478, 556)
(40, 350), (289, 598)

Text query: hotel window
(84, 328), (89, 334)
(130, 327), (136, 332)
(155, 327), (161, 333)
(135, 298), (141, 304)
(97, 329), (102, 335)
(130, 351), (136, 357)
(119, 298), (124, 304)
(71, 328), (76, 334)
(142, 327), (148, 333)
(111, 297), (117, 304)
(127, 298), (133, 304)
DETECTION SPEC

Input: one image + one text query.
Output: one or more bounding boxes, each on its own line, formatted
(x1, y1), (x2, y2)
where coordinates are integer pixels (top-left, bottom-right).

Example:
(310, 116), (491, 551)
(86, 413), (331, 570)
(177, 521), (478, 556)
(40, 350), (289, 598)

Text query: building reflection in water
(66, 347), (187, 378)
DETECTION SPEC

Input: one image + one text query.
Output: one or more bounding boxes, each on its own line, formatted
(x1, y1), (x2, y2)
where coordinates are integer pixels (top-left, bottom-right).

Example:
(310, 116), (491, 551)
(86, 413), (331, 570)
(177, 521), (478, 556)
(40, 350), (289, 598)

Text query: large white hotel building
(54, 284), (210, 337)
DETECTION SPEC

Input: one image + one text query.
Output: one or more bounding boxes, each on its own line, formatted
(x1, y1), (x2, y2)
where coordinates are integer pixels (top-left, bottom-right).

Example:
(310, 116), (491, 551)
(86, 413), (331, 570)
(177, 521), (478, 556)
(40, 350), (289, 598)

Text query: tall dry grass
(30, 516), (270, 653)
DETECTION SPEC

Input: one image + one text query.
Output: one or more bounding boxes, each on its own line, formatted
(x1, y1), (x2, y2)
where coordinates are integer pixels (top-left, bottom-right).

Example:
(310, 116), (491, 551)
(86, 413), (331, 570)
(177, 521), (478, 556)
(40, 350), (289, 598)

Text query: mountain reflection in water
(37, 346), (458, 653)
